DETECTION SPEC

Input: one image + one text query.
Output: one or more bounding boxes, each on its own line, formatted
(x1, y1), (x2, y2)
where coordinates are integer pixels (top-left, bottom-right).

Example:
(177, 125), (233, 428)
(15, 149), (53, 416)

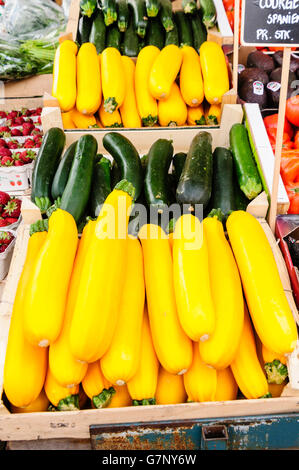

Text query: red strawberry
(7, 140), (19, 150)
(37, 116), (42, 124)
(14, 159), (24, 166)
(10, 128), (22, 137)
(0, 147), (12, 158)
(21, 107), (30, 117)
(19, 150), (35, 164)
(0, 244), (8, 253)
(0, 192), (11, 206)
(0, 126), (10, 134)
(0, 138), (7, 148)
(7, 111), (19, 120)
(30, 127), (42, 136)
(14, 116), (25, 126)
(0, 111), (7, 119)
(0, 231), (14, 245)
(1, 156), (13, 166)
(24, 138), (35, 149)
(2, 198), (21, 218)
(5, 217), (18, 225)
(0, 219), (9, 227)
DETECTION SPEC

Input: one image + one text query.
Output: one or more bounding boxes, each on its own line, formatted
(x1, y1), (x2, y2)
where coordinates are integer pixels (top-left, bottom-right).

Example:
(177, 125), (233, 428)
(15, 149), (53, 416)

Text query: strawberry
(2, 198), (21, 218)
(0, 244), (8, 253)
(14, 116), (25, 126)
(14, 159), (24, 166)
(10, 128), (22, 137)
(0, 138), (7, 148)
(30, 127), (42, 136)
(0, 219), (9, 227)
(0, 111), (7, 119)
(7, 111), (19, 120)
(0, 191), (11, 206)
(21, 107), (30, 117)
(0, 231), (14, 245)
(7, 140), (19, 150)
(5, 217), (18, 225)
(19, 150), (35, 164)
(0, 147), (12, 158)
(1, 156), (13, 166)
(0, 126), (10, 135)
(24, 138), (35, 149)
(22, 122), (34, 136)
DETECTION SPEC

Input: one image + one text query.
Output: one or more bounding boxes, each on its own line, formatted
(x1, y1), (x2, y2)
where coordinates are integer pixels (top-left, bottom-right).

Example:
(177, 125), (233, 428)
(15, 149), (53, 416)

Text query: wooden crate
(0, 110), (298, 446)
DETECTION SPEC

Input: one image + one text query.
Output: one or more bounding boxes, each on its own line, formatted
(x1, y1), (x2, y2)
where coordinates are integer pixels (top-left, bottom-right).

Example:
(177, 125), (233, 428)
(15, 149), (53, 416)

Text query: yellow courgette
(179, 46), (204, 107)
(215, 368), (238, 402)
(106, 384), (132, 408)
(135, 45), (160, 126)
(101, 47), (126, 113)
(82, 361), (115, 408)
(98, 101), (122, 128)
(119, 56), (142, 128)
(70, 108), (97, 128)
(76, 42), (102, 115)
(52, 40), (78, 112)
(199, 41), (230, 105)
(44, 368), (80, 411)
(158, 82), (187, 127)
(226, 210), (298, 355)
(205, 103), (222, 125)
(4, 231), (48, 408)
(139, 223), (193, 375)
(155, 367), (187, 405)
(149, 44), (183, 100)
(187, 104), (206, 126)
(10, 389), (50, 414)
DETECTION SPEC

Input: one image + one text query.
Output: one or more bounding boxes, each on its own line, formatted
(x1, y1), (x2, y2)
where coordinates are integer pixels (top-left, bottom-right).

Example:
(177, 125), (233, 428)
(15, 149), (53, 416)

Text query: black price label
(241, 0), (299, 47)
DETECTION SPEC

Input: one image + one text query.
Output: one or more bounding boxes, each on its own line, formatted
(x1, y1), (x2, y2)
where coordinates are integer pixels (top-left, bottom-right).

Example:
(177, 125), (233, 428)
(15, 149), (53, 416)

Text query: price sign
(240, 0), (299, 47)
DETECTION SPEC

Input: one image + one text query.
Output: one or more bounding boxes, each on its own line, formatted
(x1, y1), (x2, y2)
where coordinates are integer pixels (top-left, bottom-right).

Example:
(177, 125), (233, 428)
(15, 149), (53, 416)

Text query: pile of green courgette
(30, 124), (262, 235)
(77, 0), (216, 56)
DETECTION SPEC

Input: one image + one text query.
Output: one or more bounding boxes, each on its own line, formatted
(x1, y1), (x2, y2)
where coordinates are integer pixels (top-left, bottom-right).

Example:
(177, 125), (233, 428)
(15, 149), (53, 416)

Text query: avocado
(270, 67), (296, 85)
(239, 80), (268, 108)
(273, 51), (299, 73)
(238, 67), (269, 88)
(247, 50), (275, 75)
(266, 81), (294, 108)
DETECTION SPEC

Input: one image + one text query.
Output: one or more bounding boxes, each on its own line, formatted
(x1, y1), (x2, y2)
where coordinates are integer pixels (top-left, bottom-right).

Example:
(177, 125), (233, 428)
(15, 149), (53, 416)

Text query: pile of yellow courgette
(52, 41), (229, 130)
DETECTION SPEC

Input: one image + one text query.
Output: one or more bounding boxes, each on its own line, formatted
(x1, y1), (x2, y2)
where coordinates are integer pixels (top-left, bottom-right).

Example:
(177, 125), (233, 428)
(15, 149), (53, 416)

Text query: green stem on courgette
(183, 0), (197, 14)
(240, 179), (263, 201)
(132, 398), (156, 406)
(196, 117), (207, 125)
(206, 114), (219, 126)
(264, 360), (288, 385)
(259, 393), (272, 399)
(168, 121), (178, 127)
(104, 9), (117, 26)
(34, 196), (52, 214)
(207, 208), (225, 222)
(142, 115), (158, 127)
(92, 387), (116, 409)
(114, 179), (136, 200)
(104, 97), (118, 114)
(29, 218), (49, 236)
(56, 394), (80, 411)
(167, 217), (177, 234)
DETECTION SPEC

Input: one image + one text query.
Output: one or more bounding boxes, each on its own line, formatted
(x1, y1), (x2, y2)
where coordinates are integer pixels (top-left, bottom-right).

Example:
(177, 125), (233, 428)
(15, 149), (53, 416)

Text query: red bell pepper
(286, 182), (299, 214)
(281, 156), (299, 184)
(264, 114), (294, 141)
(286, 96), (299, 128)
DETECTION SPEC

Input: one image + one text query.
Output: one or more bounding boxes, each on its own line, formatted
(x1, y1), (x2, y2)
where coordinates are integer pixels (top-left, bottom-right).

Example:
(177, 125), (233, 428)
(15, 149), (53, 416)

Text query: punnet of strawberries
(0, 231), (15, 254)
(0, 191), (21, 227)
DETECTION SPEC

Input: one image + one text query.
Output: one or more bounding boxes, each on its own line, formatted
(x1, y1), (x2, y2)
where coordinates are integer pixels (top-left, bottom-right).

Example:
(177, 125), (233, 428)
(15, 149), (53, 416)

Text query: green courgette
(128, 0), (148, 38)
(90, 156), (112, 218)
(145, 17), (165, 49)
(60, 134), (98, 223)
(146, 0), (160, 17)
(173, 152), (187, 185)
(175, 10), (193, 47)
(99, 0), (117, 26)
(159, 0), (174, 32)
(106, 23), (122, 49)
(207, 147), (235, 220)
(89, 9), (106, 53)
(80, 0), (97, 17)
(176, 131), (213, 212)
(116, 0), (129, 31)
(31, 128), (66, 214)
(51, 141), (77, 202)
(165, 15), (179, 45)
(77, 15), (93, 44)
(229, 123), (263, 200)
(190, 10), (207, 51)
(182, 0), (197, 14)
(103, 132), (143, 201)
(144, 139), (174, 213)
(122, 14), (140, 56)
(198, 0), (217, 28)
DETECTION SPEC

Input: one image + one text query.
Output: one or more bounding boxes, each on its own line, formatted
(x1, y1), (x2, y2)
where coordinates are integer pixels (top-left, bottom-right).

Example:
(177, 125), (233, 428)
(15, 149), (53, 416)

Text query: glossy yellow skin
(226, 211), (298, 355)
(4, 232), (48, 408)
(179, 46), (204, 107)
(76, 42), (101, 115)
(183, 342), (217, 403)
(23, 210), (78, 348)
(49, 221), (96, 388)
(139, 224), (193, 375)
(107, 385), (132, 408)
(127, 311), (159, 402)
(199, 217), (244, 369)
(205, 103), (222, 125)
(158, 82), (187, 127)
(230, 305), (269, 399)
(262, 344), (287, 365)
(187, 104), (206, 126)
(119, 56), (142, 128)
(99, 101), (122, 127)
(69, 188), (133, 363)
(215, 368), (238, 402)
(156, 367), (187, 405)
(82, 361), (111, 400)
(135, 46), (160, 126)
(101, 236), (145, 385)
(61, 110), (76, 129)
(149, 45), (183, 100)
(70, 108), (97, 128)
(101, 47), (125, 112)
(11, 389), (50, 413)
(44, 368), (79, 408)
(52, 40), (78, 112)
(173, 214), (216, 342)
(199, 41), (229, 105)
(255, 333), (287, 396)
